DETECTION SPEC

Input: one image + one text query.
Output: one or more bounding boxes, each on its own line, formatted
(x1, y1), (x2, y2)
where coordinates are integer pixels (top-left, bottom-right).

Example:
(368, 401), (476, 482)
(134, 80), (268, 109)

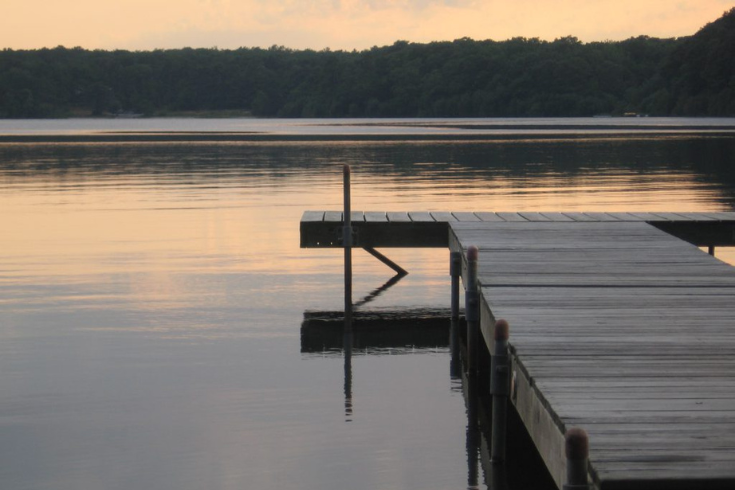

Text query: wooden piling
(450, 251), (462, 320)
(563, 428), (590, 490)
(343, 164), (353, 323)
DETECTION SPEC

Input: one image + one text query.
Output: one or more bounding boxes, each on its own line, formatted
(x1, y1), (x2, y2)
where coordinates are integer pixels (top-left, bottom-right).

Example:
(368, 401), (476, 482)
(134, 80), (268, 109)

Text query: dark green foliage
(1, 9), (733, 118)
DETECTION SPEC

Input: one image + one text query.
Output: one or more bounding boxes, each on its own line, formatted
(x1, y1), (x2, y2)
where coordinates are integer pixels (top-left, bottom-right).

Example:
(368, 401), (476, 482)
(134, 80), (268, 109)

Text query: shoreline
(1, 130), (735, 144)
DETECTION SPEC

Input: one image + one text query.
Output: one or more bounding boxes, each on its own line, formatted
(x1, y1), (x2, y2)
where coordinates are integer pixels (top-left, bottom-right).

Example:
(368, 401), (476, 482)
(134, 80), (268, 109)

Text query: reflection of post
(465, 376), (479, 489)
(343, 164), (353, 323)
(450, 318), (462, 380)
(343, 326), (353, 422)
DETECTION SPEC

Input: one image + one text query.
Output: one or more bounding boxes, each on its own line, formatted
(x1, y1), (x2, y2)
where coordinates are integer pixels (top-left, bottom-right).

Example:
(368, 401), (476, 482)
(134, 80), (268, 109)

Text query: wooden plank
(628, 212), (668, 221)
(563, 212), (597, 222)
(496, 212), (528, 222)
(386, 211), (411, 222)
(364, 211), (388, 222)
(301, 210), (324, 222)
(474, 212), (504, 222)
(539, 212), (575, 222)
(430, 211), (457, 222)
(605, 212), (645, 221)
(453, 211), (482, 222)
(700, 212), (735, 221)
(519, 212), (552, 221)
(351, 211), (365, 222)
(673, 212), (717, 221)
(653, 212), (693, 221)
(408, 211), (434, 222)
(583, 212), (620, 221)
(324, 211), (342, 222)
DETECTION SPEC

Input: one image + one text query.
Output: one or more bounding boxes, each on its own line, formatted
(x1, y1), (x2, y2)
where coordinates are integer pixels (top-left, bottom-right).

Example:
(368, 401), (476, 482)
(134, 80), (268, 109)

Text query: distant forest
(1, 8), (734, 118)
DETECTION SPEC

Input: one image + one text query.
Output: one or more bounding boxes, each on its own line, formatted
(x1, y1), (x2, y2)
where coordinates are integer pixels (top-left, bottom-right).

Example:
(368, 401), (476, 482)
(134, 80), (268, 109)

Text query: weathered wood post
(450, 251), (462, 320)
(563, 428), (590, 490)
(343, 164), (353, 323)
(465, 246), (479, 374)
(490, 319), (510, 462)
(709, 245), (716, 256)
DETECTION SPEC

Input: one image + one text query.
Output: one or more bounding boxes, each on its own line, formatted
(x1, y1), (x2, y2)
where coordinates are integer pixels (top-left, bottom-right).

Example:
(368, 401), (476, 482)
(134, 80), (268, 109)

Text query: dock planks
(449, 220), (735, 490)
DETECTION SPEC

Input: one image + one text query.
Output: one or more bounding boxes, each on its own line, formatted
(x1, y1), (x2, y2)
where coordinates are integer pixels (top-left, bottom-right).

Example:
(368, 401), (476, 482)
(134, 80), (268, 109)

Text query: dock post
(490, 319), (510, 463)
(343, 165), (353, 323)
(563, 428), (590, 489)
(450, 251), (462, 320)
(709, 245), (716, 256)
(465, 246), (479, 375)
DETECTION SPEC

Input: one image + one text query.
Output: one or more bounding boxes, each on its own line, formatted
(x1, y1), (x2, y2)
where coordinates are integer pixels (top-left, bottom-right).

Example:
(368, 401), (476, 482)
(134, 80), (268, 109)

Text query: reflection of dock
(301, 310), (450, 354)
(301, 210), (735, 489)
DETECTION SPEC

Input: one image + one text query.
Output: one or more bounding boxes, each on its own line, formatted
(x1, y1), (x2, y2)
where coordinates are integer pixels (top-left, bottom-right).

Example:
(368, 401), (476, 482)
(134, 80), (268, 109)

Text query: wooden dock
(300, 211), (735, 490)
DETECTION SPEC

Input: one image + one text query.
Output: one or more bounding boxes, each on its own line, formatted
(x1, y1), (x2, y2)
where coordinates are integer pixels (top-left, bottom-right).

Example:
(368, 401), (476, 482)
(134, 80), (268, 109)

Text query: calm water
(1, 119), (735, 490)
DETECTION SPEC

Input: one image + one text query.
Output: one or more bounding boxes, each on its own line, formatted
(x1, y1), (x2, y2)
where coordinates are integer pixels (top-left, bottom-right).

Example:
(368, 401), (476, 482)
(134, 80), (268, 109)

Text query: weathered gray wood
(628, 212), (669, 221)
(540, 212), (575, 222)
(496, 212), (528, 222)
(386, 211), (411, 222)
(364, 211), (388, 222)
(563, 212), (597, 222)
(519, 212), (552, 221)
(653, 212), (692, 221)
(430, 211), (457, 222)
(453, 211), (482, 222)
(408, 211), (435, 222)
(583, 212), (619, 221)
(301, 210), (325, 222)
(351, 211), (365, 222)
(324, 211), (342, 222)
(474, 212), (504, 222)
(605, 212), (645, 221)
(448, 219), (735, 490)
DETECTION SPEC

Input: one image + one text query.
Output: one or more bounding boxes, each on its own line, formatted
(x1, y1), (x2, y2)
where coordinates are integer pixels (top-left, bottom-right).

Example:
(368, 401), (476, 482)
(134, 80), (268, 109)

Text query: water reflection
(1, 135), (735, 490)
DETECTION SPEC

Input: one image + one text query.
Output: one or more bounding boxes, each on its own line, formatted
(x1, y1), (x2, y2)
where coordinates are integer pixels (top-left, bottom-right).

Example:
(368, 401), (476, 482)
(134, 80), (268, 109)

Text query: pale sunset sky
(2, 0), (733, 51)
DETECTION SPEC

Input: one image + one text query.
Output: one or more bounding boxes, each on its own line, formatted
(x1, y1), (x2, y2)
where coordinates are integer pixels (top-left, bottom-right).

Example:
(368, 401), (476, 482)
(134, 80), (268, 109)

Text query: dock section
(300, 211), (735, 489)
(449, 220), (735, 489)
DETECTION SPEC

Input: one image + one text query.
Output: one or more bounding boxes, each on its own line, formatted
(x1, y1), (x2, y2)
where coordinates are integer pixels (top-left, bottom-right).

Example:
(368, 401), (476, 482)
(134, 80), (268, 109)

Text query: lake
(1, 118), (735, 490)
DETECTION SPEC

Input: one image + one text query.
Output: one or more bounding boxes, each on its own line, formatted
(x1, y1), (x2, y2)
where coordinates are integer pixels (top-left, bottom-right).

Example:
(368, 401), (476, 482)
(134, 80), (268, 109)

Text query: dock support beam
(563, 428), (590, 490)
(343, 165), (353, 323)
(364, 247), (408, 276)
(709, 245), (716, 256)
(450, 251), (462, 320)
(465, 246), (479, 375)
(490, 319), (510, 463)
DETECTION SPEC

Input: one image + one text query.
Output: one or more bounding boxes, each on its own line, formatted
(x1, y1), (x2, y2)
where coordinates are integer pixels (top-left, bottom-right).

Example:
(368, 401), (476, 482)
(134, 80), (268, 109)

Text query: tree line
(1, 8), (733, 118)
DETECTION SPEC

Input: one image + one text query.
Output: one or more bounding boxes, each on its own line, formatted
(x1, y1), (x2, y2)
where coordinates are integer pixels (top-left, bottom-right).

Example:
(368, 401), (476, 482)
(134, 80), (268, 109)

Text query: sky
(1, 0), (733, 51)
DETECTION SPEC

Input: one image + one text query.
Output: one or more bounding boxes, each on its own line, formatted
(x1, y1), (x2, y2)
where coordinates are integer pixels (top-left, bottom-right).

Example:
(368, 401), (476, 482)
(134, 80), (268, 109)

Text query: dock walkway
(300, 211), (735, 490)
